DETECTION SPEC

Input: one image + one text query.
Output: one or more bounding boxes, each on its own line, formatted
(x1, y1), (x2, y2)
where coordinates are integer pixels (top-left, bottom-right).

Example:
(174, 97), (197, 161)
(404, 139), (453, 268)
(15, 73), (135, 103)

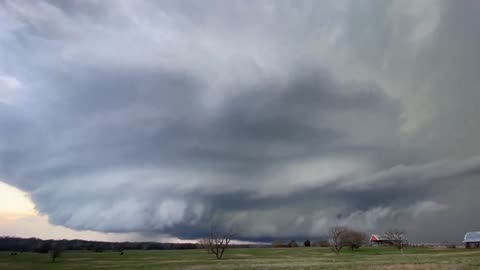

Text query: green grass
(1, 247), (480, 270)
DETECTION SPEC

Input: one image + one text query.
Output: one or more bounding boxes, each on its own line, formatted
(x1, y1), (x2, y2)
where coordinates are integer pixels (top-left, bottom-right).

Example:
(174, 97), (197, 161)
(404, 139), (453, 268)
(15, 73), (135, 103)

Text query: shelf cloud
(1, 0), (480, 242)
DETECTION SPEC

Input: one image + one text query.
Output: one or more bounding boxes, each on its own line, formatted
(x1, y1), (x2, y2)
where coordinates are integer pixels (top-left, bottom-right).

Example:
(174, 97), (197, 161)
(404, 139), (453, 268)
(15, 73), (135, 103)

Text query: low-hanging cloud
(1, 0), (480, 242)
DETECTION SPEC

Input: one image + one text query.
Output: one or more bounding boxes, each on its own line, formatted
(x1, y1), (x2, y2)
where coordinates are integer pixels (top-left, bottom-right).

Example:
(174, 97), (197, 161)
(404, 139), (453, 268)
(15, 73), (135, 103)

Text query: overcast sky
(1, 0), (480, 243)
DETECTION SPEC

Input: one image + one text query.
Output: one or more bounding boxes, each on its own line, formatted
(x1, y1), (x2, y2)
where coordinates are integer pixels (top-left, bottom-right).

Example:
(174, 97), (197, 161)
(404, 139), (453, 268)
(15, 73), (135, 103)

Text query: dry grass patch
(366, 263), (464, 270)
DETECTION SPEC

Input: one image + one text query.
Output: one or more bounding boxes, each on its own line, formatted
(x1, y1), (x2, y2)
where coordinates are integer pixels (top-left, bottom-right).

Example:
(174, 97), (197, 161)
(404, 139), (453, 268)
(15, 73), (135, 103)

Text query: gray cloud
(1, 0), (480, 242)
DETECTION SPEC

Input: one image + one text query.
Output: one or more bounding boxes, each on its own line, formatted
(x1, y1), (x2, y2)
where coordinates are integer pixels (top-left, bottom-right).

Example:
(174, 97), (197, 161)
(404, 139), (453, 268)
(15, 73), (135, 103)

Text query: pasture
(1, 247), (480, 270)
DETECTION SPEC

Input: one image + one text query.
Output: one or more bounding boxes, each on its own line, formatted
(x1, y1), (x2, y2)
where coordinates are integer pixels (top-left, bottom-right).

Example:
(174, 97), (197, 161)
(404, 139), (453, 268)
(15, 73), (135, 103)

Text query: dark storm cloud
(1, 0), (480, 242)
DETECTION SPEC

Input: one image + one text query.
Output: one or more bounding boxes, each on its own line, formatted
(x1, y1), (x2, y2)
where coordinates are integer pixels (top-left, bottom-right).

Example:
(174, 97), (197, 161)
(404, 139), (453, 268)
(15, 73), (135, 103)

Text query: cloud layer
(1, 0), (480, 242)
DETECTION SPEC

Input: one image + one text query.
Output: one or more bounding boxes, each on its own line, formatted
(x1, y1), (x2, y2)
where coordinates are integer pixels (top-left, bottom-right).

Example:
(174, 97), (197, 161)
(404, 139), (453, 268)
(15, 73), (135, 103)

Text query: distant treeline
(0, 236), (262, 252)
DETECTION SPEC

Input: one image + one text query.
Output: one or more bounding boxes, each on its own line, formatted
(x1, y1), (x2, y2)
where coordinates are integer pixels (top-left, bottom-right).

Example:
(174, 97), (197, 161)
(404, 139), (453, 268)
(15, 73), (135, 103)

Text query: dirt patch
(366, 263), (463, 270)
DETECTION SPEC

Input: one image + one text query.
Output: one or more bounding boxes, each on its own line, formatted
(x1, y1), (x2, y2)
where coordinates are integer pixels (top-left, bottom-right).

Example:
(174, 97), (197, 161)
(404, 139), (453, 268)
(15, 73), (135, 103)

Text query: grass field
(1, 247), (480, 270)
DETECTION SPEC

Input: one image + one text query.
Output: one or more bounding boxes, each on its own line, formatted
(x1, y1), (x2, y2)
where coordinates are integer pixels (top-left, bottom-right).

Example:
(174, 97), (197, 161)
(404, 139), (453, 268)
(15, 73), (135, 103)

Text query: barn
(463, 232), (480, 248)
(370, 234), (389, 245)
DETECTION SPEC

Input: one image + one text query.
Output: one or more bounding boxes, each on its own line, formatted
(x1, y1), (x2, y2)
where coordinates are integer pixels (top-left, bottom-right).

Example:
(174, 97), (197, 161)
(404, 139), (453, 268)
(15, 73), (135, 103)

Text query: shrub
(288, 240), (298, 247)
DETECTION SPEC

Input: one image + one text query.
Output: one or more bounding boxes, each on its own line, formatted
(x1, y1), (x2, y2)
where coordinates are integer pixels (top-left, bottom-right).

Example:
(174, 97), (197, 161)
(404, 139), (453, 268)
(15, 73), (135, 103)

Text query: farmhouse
(370, 234), (389, 245)
(463, 232), (480, 248)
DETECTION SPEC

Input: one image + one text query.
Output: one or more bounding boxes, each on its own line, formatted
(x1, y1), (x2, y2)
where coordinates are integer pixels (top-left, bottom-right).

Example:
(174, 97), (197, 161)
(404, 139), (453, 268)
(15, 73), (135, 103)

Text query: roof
(370, 234), (387, 241)
(464, 232), (480, 243)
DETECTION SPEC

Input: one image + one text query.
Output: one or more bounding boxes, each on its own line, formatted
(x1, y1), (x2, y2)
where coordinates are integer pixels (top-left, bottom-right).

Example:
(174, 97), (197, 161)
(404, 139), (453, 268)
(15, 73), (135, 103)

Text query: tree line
(0, 237), (198, 253)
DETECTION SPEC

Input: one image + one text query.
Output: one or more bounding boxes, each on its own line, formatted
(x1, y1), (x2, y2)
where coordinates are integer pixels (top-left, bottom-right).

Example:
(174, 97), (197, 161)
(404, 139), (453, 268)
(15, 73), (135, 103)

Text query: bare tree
(343, 229), (368, 251)
(198, 237), (213, 253)
(204, 224), (235, 259)
(328, 225), (349, 255)
(382, 229), (408, 254)
(50, 243), (63, 263)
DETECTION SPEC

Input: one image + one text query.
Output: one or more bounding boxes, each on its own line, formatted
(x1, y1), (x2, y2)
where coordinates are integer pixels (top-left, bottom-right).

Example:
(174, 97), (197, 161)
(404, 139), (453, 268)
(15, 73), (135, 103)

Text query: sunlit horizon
(0, 181), (36, 220)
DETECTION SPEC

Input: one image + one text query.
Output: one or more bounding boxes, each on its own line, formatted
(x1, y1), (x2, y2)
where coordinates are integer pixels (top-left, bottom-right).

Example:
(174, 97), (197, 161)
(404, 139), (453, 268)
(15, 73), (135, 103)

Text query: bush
(304, 240), (311, 247)
(288, 240), (298, 247)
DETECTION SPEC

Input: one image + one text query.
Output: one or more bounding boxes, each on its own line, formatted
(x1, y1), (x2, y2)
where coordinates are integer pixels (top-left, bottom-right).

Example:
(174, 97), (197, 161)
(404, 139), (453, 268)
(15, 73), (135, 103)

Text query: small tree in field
(343, 229), (368, 251)
(382, 229), (408, 254)
(328, 226), (349, 255)
(204, 224), (235, 259)
(198, 238), (213, 253)
(50, 243), (63, 263)
(304, 240), (311, 247)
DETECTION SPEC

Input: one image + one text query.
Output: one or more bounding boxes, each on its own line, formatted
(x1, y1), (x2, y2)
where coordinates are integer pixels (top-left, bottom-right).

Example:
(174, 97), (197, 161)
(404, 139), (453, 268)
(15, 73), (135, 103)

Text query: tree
(288, 240), (298, 247)
(198, 238), (213, 253)
(204, 224), (235, 259)
(304, 240), (311, 247)
(382, 229), (408, 254)
(328, 226), (349, 255)
(50, 244), (63, 263)
(343, 229), (368, 251)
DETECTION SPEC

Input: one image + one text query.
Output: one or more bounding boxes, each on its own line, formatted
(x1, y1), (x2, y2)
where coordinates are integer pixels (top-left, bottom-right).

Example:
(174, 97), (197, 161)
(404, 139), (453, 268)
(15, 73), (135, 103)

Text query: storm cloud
(1, 0), (480, 242)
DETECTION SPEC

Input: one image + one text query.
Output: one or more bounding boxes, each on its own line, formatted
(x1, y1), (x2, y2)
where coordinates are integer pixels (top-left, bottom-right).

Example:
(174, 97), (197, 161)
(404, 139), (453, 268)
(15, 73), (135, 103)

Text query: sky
(1, 0), (480, 243)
